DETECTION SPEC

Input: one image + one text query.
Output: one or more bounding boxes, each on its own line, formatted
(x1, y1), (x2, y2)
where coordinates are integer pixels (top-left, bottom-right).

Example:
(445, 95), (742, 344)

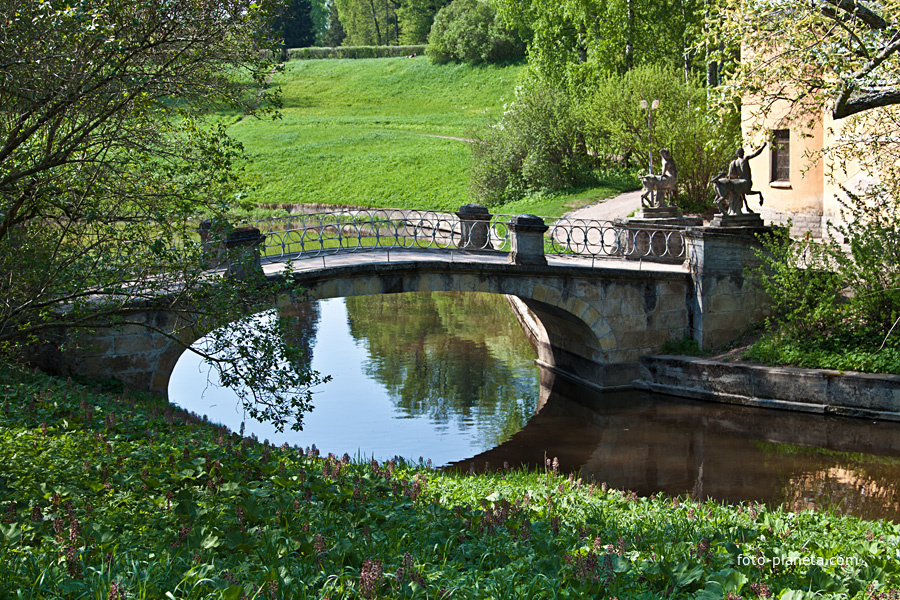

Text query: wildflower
(359, 558), (383, 599)
(4, 501), (16, 524)
(31, 506), (43, 522)
(314, 533), (327, 556)
(66, 546), (81, 578)
(695, 537), (711, 564)
(749, 583), (772, 598)
(552, 457), (559, 475)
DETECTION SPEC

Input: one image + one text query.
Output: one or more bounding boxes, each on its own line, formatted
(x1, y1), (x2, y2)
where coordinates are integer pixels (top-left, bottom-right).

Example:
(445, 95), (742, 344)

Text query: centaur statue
(640, 148), (677, 208)
(711, 144), (767, 215)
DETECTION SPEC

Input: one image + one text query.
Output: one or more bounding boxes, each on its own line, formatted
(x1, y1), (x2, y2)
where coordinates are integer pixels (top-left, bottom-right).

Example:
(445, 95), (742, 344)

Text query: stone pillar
(198, 218), (228, 268)
(684, 224), (774, 350)
(508, 214), (549, 266)
(456, 203), (493, 250)
(225, 227), (266, 281)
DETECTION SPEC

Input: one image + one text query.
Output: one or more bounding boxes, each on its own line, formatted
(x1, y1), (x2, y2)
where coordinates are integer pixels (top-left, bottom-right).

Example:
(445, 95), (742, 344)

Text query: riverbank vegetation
(746, 190), (900, 375)
(2, 361), (899, 599)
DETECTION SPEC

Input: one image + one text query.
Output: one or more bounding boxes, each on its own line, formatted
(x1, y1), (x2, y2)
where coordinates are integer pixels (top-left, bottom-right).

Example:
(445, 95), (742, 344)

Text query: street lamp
(640, 99), (659, 174)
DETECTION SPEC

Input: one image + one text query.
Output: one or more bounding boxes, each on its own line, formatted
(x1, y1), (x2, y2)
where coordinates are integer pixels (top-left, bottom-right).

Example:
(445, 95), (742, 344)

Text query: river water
(169, 292), (900, 522)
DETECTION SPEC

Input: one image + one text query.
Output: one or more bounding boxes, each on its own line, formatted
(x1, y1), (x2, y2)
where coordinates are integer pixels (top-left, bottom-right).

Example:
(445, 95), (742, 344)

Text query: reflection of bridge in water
(450, 368), (900, 523)
(52, 209), (772, 402)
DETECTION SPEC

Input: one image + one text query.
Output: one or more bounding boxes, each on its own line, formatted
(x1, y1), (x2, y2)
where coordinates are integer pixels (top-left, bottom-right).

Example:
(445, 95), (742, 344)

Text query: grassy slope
(226, 58), (633, 216)
(2, 363), (899, 599)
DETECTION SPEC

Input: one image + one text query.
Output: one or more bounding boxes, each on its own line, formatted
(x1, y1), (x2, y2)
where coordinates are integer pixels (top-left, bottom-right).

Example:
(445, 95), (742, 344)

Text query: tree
(493, 0), (706, 92)
(426, 0), (525, 64)
(397, 0), (451, 44)
(0, 0), (325, 430)
(335, 0), (398, 45)
(323, 0), (348, 46)
(272, 0), (317, 48)
(715, 0), (900, 120)
(711, 0), (900, 179)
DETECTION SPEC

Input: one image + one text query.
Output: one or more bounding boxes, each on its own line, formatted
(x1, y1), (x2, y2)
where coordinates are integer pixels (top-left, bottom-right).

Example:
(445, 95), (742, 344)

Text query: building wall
(740, 101), (827, 237)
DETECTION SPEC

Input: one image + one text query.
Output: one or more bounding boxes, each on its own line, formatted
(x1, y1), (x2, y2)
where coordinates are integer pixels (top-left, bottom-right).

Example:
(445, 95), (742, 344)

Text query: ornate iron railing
(235, 209), (686, 262)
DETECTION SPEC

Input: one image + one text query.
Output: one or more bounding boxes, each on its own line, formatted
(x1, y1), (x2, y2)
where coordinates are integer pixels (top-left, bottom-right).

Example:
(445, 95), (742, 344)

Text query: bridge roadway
(258, 246), (686, 277)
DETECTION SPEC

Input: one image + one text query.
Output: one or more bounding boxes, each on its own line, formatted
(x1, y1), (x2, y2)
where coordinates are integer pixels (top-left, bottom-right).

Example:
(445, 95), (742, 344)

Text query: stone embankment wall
(638, 355), (900, 422)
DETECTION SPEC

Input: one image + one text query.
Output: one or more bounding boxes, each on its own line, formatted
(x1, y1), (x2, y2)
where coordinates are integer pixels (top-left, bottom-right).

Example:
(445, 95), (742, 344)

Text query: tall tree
(336, 0), (397, 45)
(323, 0), (348, 46)
(272, 0), (317, 48)
(0, 0), (324, 430)
(397, 0), (451, 44)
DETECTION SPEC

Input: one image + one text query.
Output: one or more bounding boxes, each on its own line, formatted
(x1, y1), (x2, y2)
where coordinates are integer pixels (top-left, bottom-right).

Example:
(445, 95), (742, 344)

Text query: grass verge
(2, 361), (898, 598)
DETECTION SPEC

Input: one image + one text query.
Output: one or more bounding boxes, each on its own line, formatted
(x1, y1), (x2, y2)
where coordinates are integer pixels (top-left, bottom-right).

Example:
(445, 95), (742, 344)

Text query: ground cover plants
(2, 361), (900, 599)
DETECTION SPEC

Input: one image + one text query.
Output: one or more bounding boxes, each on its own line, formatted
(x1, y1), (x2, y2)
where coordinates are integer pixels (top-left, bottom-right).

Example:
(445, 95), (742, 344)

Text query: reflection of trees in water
(345, 292), (539, 446)
(278, 302), (322, 368)
(756, 443), (900, 521)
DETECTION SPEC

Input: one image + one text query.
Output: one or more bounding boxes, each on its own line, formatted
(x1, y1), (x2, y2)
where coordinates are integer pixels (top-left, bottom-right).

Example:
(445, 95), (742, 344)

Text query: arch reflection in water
(451, 372), (900, 523)
(168, 292), (541, 465)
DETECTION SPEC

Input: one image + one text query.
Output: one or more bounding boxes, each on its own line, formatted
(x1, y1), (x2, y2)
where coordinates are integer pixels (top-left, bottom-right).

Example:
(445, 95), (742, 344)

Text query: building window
(771, 129), (790, 182)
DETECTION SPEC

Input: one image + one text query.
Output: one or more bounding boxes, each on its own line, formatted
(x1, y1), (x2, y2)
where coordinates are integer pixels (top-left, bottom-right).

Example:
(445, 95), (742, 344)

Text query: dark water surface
(169, 292), (900, 522)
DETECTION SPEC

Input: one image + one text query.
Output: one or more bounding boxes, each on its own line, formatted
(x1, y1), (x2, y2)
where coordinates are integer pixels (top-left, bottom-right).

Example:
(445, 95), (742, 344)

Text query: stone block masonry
(639, 355), (900, 421)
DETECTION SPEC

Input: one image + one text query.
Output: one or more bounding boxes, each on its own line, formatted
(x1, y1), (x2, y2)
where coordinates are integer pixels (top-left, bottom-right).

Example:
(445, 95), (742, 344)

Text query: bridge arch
(109, 260), (688, 398)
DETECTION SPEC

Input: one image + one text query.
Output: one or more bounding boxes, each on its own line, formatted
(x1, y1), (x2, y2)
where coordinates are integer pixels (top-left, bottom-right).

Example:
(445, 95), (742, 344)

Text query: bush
(580, 65), (740, 212)
(426, 0), (525, 65)
(285, 45), (426, 60)
(748, 188), (900, 373)
(469, 84), (595, 205)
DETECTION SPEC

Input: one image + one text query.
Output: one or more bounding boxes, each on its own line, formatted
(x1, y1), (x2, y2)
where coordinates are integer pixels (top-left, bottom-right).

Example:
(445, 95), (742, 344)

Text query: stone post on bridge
(225, 227), (266, 281)
(508, 214), (549, 266)
(456, 203), (493, 250)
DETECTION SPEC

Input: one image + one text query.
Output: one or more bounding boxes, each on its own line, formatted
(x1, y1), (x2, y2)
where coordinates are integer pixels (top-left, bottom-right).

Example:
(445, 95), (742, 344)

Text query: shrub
(469, 83), (595, 205)
(580, 65), (740, 212)
(426, 0), (524, 65)
(748, 188), (900, 373)
(285, 45), (426, 60)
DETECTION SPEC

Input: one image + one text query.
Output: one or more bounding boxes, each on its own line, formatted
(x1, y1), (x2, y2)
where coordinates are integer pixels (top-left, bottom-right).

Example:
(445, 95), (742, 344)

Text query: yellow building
(741, 103), (880, 239)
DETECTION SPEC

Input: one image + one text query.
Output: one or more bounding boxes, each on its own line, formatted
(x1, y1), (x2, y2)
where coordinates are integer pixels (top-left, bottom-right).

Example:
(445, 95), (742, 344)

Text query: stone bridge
(51, 221), (772, 399)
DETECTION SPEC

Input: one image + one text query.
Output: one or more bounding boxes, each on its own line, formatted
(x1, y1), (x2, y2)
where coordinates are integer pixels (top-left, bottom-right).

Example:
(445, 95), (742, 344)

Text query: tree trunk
(625, 0), (635, 71)
(625, 0), (635, 70)
(367, 0), (382, 45)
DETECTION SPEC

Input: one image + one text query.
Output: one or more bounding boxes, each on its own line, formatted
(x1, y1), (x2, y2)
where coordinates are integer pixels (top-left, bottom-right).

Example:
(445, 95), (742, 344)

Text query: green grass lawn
(225, 58), (635, 216)
(2, 362), (899, 599)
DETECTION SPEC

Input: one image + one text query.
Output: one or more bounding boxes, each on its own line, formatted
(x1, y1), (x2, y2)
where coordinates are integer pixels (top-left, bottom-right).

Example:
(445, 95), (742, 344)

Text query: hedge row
(285, 45), (427, 60)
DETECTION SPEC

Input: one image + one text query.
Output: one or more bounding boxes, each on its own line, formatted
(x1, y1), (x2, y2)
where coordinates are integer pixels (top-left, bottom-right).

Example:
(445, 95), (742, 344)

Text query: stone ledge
(637, 355), (900, 421)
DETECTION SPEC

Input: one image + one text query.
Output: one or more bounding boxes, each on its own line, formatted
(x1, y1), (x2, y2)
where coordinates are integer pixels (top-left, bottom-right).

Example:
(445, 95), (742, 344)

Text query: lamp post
(640, 99), (659, 174)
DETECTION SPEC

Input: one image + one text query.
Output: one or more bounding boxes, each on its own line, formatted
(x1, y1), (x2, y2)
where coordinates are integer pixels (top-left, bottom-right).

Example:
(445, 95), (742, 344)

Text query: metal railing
(233, 209), (686, 262)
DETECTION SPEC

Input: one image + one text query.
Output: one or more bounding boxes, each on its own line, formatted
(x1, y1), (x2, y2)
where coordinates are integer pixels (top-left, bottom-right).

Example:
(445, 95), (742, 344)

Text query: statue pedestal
(640, 206), (683, 219)
(709, 212), (765, 228)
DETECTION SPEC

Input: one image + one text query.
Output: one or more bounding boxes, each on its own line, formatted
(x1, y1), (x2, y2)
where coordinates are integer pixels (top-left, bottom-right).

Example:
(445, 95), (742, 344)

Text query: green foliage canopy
(493, 0), (708, 92)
